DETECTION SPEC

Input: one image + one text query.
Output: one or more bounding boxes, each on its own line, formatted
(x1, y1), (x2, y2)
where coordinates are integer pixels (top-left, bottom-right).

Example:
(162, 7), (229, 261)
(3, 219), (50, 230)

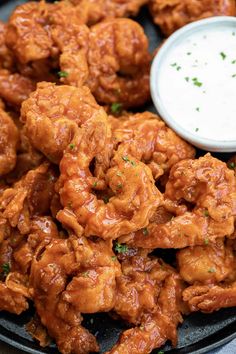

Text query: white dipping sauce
(158, 25), (236, 141)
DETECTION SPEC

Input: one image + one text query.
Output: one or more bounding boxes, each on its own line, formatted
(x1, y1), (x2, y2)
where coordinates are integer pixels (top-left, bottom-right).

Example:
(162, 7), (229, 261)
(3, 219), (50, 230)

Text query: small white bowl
(150, 16), (236, 152)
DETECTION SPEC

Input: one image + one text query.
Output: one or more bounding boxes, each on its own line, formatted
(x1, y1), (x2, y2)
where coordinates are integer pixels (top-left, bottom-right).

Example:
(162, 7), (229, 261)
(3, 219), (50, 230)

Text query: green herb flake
(204, 239), (209, 245)
(111, 102), (122, 114)
(232, 60), (236, 64)
(111, 256), (117, 261)
(177, 66), (181, 71)
(142, 227), (149, 236)
(93, 181), (98, 187)
(122, 156), (130, 162)
(187, 52), (191, 55)
(208, 268), (216, 273)
(220, 52), (226, 60)
(233, 32), (235, 36)
(117, 183), (122, 189)
(69, 143), (75, 150)
(171, 63), (177, 67)
(157, 351), (165, 354)
(115, 243), (128, 254)
(130, 160), (137, 167)
(1, 263), (10, 276)
(203, 209), (209, 217)
(192, 77), (203, 87)
(195, 128), (199, 132)
(58, 71), (69, 78)
(196, 107), (200, 112)
(229, 162), (236, 169)
(103, 195), (109, 204)
(185, 77), (189, 82)
(232, 74), (236, 78)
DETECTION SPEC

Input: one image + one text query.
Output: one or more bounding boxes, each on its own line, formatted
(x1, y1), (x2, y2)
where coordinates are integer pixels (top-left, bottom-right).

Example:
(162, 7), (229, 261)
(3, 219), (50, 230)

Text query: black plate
(0, 1), (236, 353)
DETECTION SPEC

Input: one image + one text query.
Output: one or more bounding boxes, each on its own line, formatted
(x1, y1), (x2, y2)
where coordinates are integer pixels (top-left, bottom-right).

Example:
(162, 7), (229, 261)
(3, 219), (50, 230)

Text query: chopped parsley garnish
(176, 66), (181, 71)
(187, 52), (191, 55)
(208, 268), (216, 273)
(157, 351), (164, 354)
(171, 63), (177, 67)
(233, 32), (235, 36)
(142, 227), (149, 236)
(232, 60), (236, 64)
(229, 162), (236, 169)
(69, 143), (75, 150)
(111, 256), (117, 261)
(192, 77), (203, 87)
(185, 77), (189, 82)
(111, 102), (122, 114)
(58, 71), (69, 78)
(115, 243), (128, 254)
(130, 160), (136, 167)
(122, 156), (130, 162)
(196, 107), (200, 112)
(1, 263), (10, 276)
(195, 128), (199, 132)
(204, 239), (209, 245)
(103, 195), (109, 204)
(232, 74), (236, 78)
(220, 52), (226, 60)
(93, 181), (97, 187)
(117, 183), (122, 189)
(203, 209), (209, 217)
(82, 271), (89, 277)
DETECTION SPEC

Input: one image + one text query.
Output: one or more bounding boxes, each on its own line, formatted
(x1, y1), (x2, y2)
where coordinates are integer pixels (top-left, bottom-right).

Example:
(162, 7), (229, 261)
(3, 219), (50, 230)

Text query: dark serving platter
(0, 1), (236, 353)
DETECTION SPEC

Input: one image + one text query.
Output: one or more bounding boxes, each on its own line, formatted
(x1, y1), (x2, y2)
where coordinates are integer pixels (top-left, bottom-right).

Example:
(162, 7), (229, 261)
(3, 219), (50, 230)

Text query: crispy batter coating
(0, 69), (35, 107)
(70, 0), (148, 24)
(108, 252), (184, 353)
(0, 163), (57, 234)
(0, 21), (14, 70)
(6, 1), (89, 87)
(86, 19), (150, 108)
(21, 82), (108, 164)
(183, 281), (236, 313)
(177, 239), (235, 284)
(180, 239), (236, 313)
(30, 236), (121, 353)
(57, 142), (162, 239)
(0, 108), (19, 176)
(0, 216), (59, 314)
(109, 111), (195, 179)
(149, 0), (236, 36)
(123, 154), (236, 248)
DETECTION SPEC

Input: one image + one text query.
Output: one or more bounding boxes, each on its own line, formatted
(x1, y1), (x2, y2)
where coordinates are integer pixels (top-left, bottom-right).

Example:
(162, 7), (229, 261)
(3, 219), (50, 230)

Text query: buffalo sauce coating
(149, 0), (236, 36)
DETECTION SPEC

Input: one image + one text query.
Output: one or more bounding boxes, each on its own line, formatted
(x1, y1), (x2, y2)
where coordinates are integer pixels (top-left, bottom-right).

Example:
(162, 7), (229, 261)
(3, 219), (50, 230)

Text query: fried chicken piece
(6, 1), (89, 86)
(183, 281), (236, 313)
(177, 239), (235, 284)
(0, 21), (14, 70)
(124, 154), (236, 249)
(58, 137), (162, 239)
(0, 108), (19, 177)
(21, 82), (109, 164)
(30, 236), (121, 353)
(109, 111), (195, 179)
(86, 18), (150, 108)
(0, 69), (35, 108)
(149, 0), (236, 36)
(0, 163), (57, 234)
(107, 253), (184, 353)
(69, 0), (148, 25)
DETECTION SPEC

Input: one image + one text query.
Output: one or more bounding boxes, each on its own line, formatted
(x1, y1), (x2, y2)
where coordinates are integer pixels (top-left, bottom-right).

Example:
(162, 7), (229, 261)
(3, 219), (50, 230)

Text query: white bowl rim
(150, 16), (236, 153)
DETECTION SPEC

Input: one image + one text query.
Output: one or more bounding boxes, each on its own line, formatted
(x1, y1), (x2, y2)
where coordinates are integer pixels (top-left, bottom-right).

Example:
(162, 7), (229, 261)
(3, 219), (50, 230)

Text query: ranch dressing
(158, 26), (236, 141)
